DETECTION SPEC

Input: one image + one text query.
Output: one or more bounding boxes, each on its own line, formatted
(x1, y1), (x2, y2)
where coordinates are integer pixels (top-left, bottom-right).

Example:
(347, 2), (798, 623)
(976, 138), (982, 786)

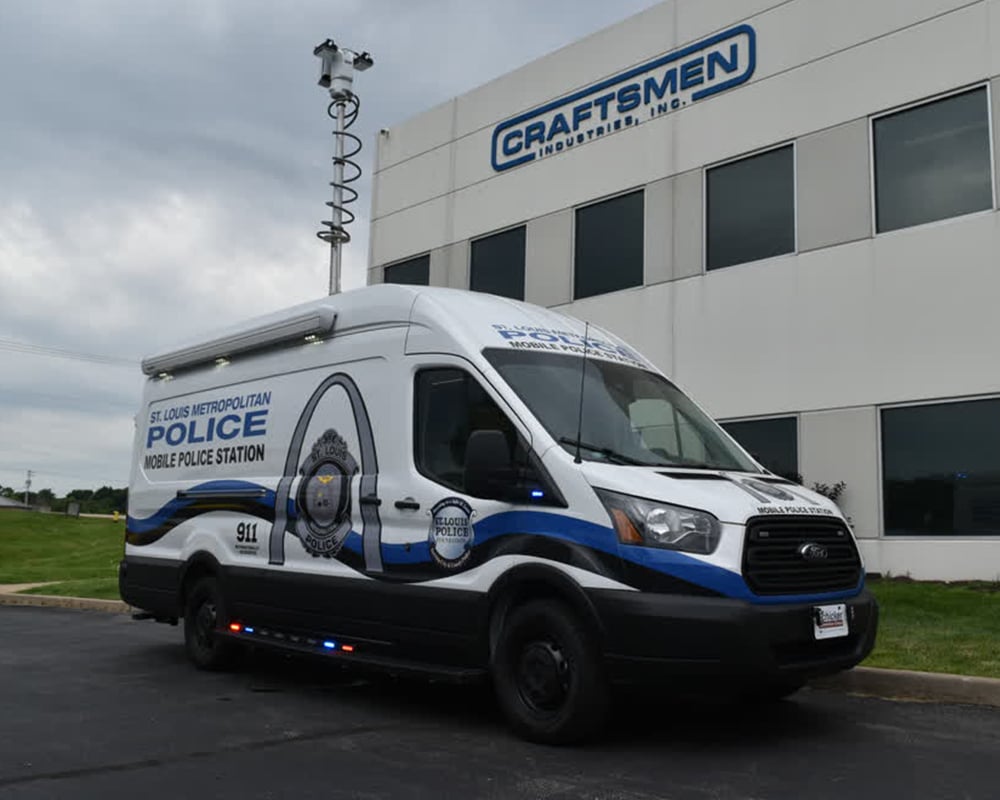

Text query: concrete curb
(813, 666), (1000, 709)
(0, 591), (131, 614)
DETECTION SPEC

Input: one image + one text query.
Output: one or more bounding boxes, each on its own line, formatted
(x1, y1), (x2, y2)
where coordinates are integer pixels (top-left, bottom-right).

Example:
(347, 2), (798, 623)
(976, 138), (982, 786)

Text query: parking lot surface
(1, 606), (999, 799)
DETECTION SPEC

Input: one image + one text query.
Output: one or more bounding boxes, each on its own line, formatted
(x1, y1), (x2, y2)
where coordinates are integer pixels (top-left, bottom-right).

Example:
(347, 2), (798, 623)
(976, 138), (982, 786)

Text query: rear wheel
(183, 576), (239, 671)
(492, 599), (609, 744)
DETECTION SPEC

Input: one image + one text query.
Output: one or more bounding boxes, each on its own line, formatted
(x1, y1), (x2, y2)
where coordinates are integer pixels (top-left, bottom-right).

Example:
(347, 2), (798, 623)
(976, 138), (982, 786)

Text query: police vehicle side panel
(123, 313), (633, 669)
(123, 285), (876, 682)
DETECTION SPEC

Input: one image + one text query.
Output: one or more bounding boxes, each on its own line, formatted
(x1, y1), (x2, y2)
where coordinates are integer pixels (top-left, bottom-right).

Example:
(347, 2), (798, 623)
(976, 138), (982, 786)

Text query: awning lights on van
(140, 308), (337, 376)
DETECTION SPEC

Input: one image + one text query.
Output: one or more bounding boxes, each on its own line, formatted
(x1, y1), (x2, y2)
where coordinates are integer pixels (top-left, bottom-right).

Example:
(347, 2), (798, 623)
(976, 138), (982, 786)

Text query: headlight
(595, 488), (721, 555)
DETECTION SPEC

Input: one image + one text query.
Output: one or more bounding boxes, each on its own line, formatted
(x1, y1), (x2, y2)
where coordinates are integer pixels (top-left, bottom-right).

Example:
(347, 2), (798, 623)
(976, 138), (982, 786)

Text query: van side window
(414, 368), (526, 495)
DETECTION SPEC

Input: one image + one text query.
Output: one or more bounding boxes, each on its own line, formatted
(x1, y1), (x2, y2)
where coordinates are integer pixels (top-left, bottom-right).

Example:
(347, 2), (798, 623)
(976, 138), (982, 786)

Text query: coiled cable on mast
(317, 92), (362, 246)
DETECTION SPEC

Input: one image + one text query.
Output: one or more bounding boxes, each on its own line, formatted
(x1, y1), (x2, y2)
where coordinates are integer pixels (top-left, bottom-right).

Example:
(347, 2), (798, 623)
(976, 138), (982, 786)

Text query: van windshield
(484, 349), (759, 472)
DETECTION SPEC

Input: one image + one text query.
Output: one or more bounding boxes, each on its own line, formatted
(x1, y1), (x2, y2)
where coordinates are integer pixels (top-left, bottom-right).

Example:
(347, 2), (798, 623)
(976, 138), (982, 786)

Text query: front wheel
(183, 576), (239, 671)
(492, 599), (609, 744)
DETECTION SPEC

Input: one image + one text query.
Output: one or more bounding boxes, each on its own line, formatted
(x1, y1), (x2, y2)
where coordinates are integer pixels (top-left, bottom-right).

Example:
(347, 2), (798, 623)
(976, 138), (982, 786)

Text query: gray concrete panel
(672, 169), (703, 280)
(429, 247), (449, 287)
(797, 119), (873, 253)
(993, 77), (1000, 209)
(643, 177), (673, 286)
(443, 240), (470, 289)
(525, 210), (573, 307)
(367, 265), (384, 285)
(799, 406), (880, 540)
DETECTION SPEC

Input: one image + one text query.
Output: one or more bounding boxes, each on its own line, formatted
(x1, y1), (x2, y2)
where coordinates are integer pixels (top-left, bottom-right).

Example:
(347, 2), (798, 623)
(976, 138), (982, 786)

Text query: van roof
(140, 284), (596, 376)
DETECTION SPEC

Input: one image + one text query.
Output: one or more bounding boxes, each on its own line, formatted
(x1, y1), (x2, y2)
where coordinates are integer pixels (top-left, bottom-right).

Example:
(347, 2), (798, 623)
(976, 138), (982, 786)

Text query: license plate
(813, 603), (849, 640)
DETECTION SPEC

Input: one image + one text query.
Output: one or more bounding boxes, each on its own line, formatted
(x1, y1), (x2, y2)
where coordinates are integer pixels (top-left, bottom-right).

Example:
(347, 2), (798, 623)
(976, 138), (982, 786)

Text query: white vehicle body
(122, 285), (877, 741)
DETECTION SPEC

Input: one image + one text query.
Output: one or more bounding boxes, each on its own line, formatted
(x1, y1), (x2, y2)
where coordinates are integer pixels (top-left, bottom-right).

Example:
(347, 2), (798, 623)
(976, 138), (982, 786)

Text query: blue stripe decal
(127, 480), (294, 534)
(131, 492), (863, 604)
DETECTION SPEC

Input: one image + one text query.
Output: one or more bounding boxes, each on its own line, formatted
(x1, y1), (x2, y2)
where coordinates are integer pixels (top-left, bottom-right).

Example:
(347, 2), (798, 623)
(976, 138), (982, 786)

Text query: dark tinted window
(414, 368), (532, 497)
(574, 190), (644, 299)
(384, 254), (429, 286)
(707, 145), (795, 271)
(470, 226), (525, 300)
(874, 88), (993, 233)
(882, 399), (1000, 536)
(721, 417), (798, 480)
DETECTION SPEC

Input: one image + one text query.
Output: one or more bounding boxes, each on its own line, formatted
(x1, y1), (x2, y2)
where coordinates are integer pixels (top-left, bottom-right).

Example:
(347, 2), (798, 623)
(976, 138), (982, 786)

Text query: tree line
(0, 485), (127, 515)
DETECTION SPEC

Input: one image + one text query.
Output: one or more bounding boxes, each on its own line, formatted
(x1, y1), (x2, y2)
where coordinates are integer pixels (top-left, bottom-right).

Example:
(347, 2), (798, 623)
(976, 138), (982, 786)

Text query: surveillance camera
(313, 39), (338, 57)
(353, 51), (374, 72)
(314, 39), (340, 88)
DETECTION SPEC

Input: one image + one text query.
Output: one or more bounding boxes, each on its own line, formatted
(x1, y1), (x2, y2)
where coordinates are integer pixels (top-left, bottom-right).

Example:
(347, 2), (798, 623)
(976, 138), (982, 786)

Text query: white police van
(121, 284), (877, 743)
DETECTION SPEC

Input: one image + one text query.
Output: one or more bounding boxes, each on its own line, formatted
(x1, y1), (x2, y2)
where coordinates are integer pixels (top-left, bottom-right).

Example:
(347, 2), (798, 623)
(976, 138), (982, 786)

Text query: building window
(882, 399), (1000, 536)
(874, 87), (994, 234)
(574, 190), (644, 300)
(720, 417), (799, 481)
(383, 254), (429, 286)
(706, 144), (795, 271)
(470, 226), (526, 300)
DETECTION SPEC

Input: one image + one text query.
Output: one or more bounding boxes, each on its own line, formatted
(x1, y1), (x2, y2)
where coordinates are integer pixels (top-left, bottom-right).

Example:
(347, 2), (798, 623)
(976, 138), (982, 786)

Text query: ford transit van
(121, 284), (877, 743)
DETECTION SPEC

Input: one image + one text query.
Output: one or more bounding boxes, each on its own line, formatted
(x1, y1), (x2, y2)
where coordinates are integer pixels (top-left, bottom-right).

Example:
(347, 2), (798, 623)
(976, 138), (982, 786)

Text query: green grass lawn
(0, 510), (123, 598)
(864, 578), (1000, 679)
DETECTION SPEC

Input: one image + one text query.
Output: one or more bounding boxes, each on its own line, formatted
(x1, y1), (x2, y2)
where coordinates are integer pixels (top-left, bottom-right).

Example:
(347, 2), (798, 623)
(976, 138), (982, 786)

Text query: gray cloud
(0, 0), (660, 494)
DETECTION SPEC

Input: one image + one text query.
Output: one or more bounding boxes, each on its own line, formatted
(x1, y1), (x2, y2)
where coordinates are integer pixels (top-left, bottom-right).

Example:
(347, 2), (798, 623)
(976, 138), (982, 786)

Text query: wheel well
(177, 554), (221, 609)
(486, 567), (604, 659)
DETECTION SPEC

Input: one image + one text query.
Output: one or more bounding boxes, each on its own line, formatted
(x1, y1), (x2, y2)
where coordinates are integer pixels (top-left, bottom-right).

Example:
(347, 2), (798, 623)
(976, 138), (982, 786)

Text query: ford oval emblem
(799, 542), (829, 561)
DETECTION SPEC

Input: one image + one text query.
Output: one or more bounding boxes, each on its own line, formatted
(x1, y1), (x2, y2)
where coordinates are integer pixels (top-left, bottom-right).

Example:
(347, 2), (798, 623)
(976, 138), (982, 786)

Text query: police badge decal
(428, 498), (475, 569)
(295, 429), (358, 558)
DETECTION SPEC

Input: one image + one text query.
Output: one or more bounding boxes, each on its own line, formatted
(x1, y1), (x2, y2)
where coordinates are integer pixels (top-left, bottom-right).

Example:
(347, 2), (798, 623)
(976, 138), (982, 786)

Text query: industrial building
(368, 0), (1000, 580)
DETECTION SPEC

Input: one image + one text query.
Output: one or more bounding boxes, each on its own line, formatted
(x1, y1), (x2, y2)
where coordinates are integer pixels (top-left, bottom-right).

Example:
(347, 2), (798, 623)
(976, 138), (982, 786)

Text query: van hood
(578, 462), (844, 526)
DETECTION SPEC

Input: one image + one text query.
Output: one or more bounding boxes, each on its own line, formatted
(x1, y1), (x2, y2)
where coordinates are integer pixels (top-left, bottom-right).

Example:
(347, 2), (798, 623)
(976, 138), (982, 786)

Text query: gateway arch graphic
(268, 372), (383, 573)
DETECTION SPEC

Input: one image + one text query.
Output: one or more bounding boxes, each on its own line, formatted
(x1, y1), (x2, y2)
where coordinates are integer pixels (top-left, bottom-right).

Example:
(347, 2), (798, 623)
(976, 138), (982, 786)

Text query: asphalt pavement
(1, 605), (999, 800)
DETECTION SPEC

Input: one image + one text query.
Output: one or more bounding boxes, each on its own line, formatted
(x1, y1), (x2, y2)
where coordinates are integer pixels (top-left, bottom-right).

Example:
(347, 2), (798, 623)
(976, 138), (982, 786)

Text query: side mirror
(464, 430), (513, 499)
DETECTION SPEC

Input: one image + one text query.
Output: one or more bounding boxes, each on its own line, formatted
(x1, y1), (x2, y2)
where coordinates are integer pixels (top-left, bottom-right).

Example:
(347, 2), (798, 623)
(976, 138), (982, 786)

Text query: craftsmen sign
(490, 24), (756, 172)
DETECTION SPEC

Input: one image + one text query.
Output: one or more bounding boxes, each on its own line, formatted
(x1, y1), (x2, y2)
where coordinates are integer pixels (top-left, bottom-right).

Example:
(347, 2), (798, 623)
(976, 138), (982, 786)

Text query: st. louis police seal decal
(428, 497), (475, 569)
(295, 429), (358, 558)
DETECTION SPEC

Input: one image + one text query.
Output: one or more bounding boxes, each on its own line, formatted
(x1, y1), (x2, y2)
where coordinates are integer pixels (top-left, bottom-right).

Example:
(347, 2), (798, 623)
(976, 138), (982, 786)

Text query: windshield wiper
(558, 437), (660, 467)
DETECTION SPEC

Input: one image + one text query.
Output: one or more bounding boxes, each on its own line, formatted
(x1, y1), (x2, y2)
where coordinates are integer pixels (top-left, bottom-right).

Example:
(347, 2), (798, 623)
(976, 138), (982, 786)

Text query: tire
(492, 599), (609, 745)
(183, 576), (239, 671)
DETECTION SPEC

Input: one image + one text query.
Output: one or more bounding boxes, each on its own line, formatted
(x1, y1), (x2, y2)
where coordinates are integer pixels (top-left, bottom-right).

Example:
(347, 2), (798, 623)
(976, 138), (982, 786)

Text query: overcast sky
(0, 0), (663, 498)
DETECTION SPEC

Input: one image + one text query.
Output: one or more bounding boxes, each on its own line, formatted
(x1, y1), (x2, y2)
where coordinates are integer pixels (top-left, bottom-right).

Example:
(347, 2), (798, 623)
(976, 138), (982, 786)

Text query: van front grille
(743, 517), (861, 596)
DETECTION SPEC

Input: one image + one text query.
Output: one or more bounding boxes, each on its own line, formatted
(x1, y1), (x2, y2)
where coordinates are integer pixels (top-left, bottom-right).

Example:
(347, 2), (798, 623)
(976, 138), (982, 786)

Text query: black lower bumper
(589, 588), (878, 685)
(119, 557), (181, 620)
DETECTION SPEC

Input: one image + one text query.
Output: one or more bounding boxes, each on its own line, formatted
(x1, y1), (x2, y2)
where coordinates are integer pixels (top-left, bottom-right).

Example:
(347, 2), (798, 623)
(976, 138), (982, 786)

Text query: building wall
(370, 0), (1000, 579)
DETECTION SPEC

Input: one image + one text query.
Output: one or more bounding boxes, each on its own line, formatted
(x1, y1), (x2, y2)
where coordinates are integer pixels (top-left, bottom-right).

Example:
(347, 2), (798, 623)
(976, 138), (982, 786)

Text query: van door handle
(359, 494), (382, 507)
(394, 498), (420, 511)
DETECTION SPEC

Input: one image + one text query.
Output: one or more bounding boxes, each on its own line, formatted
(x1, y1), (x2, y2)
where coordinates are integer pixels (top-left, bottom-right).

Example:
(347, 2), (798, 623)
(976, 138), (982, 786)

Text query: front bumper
(589, 587), (878, 685)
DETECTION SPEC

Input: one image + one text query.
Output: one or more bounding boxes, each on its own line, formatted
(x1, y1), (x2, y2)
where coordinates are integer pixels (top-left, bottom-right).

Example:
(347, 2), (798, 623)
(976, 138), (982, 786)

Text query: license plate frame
(812, 603), (849, 640)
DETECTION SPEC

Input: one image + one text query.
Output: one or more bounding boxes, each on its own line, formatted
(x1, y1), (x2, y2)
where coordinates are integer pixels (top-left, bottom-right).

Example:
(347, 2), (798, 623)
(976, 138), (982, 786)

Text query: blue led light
(531, 490), (544, 498)
(322, 641), (337, 650)
(244, 627), (255, 633)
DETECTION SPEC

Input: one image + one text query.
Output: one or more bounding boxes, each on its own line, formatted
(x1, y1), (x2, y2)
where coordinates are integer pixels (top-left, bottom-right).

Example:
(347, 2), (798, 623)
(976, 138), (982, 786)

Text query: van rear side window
(413, 368), (525, 495)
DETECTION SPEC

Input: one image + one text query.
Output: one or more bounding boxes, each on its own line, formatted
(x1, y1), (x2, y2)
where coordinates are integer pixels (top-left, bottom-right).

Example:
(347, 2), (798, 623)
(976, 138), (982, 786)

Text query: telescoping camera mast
(314, 39), (373, 296)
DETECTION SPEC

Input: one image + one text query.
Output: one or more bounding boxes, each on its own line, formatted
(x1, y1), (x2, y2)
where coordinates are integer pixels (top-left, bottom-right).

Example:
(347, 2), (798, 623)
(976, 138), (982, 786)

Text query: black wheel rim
(515, 639), (570, 713)
(194, 600), (217, 652)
